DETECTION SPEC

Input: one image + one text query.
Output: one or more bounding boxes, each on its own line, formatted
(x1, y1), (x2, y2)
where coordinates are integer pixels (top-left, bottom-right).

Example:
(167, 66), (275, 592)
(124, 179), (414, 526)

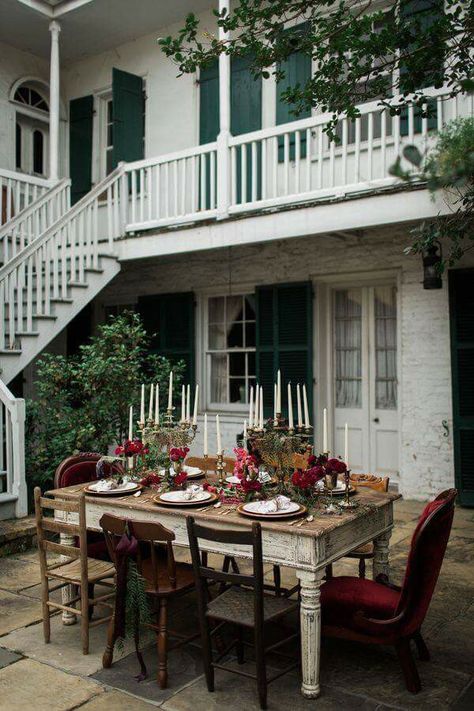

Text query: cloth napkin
(183, 484), (202, 500)
(256, 495), (292, 513)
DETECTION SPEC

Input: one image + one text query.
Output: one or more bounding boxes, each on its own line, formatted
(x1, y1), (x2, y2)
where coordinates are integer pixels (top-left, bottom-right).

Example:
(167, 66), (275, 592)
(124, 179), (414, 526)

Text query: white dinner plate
(159, 489), (212, 503)
(159, 466), (203, 479)
(86, 480), (140, 495)
(242, 500), (301, 515)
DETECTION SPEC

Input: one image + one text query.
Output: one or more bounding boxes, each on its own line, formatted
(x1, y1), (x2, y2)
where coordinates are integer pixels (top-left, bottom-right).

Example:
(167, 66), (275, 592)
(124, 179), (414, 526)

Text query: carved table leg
(297, 568), (325, 699)
(373, 528), (392, 581)
(60, 529), (77, 625)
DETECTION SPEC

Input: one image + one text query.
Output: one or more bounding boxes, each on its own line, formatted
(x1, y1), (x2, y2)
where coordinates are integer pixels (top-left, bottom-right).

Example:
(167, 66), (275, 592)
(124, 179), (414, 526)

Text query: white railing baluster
(284, 134), (290, 195)
(305, 128), (311, 193)
(381, 111), (387, 178)
(295, 131), (301, 194)
(251, 142), (257, 203)
(0, 378), (27, 518)
(317, 125), (323, 189)
(173, 161), (179, 217)
(261, 139), (267, 201)
(342, 119), (348, 186)
(26, 255), (33, 332)
(164, 162), (170, 217)
(131, 170), (137, 225)
(231, 146), (237, 206)
(93, 200), (99, 269)
(273, 137), (278, 198)
(241, 145), (247, 203)
(210, 152), (216, 210)
(200, 154), (206, 211)
(367, 112), (374, 182)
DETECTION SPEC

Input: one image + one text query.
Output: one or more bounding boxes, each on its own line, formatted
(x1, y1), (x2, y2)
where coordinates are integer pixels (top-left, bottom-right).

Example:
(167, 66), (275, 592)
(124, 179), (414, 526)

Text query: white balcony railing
(0, 378), (26, 517)
(0, 169), (52, 226)
(119, 89), (469, 235)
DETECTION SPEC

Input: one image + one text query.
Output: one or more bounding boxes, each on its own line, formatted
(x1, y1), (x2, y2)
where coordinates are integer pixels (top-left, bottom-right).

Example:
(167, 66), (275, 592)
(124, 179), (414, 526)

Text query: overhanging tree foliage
(159, 0), (473, 137)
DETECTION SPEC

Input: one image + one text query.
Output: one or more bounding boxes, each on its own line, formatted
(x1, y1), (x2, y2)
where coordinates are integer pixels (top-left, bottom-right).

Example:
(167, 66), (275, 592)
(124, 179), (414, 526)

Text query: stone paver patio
(0, 499), (473, 710)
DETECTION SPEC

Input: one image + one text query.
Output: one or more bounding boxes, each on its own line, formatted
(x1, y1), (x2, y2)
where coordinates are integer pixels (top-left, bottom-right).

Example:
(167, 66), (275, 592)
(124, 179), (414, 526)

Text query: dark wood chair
(187, 516), (299, 710)
(100, 513), (196, 689)
(34, 488), (115, 655)
(326, 474), (390, 580)
(320, 489), (457, 693)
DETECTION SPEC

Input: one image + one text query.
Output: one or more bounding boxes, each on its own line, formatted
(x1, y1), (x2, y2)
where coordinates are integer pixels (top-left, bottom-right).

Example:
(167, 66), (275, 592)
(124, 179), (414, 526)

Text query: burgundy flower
(174, 471), (188, 487)
(326, 457), (347, 474)
(169, 446), (189, 462)
(306, 465), (325, 482)
(241, 478), (262, 493)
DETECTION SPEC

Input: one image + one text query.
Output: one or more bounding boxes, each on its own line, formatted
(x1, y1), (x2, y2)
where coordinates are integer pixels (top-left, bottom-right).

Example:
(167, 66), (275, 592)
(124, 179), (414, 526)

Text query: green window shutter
(449, 270), (474, 506)
(199, 61), (219, 144)
(199, 61), (219, 209)
(256, 282), (313, 419)
(137, 292), (195, 386)
(69, 95), (93, 204)
(112, 68), (144, 168)
(276, 23), (311, 161)
(231, 54), (262, 204)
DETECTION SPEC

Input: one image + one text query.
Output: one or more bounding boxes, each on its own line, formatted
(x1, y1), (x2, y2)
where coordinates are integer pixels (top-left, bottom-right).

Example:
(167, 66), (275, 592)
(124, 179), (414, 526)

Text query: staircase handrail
(0, 178), (70, 243)
(0, 165), (124, 281)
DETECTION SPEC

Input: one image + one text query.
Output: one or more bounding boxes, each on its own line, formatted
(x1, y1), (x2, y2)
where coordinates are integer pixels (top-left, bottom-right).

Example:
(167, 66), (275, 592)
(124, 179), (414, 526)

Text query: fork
(220, 506), (236, 516)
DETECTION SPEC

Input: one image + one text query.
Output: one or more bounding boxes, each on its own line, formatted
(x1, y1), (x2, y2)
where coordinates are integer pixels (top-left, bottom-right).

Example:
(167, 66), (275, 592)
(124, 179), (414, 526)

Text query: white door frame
(312, 268), (402, 480)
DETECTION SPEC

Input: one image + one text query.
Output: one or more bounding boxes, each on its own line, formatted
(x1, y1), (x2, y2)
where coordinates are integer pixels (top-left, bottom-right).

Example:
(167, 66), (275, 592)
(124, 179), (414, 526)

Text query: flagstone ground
(0, 499), (473, 711)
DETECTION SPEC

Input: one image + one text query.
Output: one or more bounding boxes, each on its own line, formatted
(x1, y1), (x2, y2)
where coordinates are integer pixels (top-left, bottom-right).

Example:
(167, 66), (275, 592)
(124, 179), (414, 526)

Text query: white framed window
(105, 98), (114, 175)
(205, 293), (256, 408)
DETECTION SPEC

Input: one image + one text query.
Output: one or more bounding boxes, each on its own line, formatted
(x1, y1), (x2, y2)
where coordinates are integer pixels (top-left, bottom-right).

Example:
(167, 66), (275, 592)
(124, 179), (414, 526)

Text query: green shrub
(26, 311), (184, 495)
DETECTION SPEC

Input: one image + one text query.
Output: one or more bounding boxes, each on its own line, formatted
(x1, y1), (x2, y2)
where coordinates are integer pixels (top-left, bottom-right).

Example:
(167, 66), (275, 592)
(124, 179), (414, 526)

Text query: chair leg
(358, 557), (366, 579)
(413, 631), (430, 661)
(273, 565), (281, 596)
(157, 599), (168, 689)
(40, 575), (51, 644)
(88, 583), (95, 621)
(325, 564), (333, 580)
(254, 627), (267, 710)
(200, 617), (214, 692)
(103, 614), (116, 668)
(395, 639), (421, 693)
(81, 583), (90, 655)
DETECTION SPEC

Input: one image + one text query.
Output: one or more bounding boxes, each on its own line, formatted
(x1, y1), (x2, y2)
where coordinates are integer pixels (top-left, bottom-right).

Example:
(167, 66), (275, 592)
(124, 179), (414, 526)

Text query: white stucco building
(0, 0), (472, 518)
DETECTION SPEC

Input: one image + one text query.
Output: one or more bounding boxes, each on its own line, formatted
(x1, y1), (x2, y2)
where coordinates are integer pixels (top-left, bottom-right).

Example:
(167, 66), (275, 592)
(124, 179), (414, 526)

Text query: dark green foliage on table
(390, 117), (474, 270)
(26, 311), (185, 495)
(158, 0), (472, 139)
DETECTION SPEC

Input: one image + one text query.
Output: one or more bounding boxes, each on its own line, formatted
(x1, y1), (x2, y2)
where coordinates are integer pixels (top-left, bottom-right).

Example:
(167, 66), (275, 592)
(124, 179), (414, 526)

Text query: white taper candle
(140, 384), (145, 424)
(192, 385), (199, 425)
(323, 407), (328, 453)
(277, 369), (281, 414)
(181, 385), (185, 422)
(344, 422), (349, 467)
(248, 386), (254, 428)
(203, 413), (208, 456)
(255, 385), (260, 429)
(287, 383), (294, 430)
(148, 383), (154, 421)
(297, 384), (303, 428)
(259, 386), (264, 429)
(128, 405), (133, 440)
(168, 370), (173, 410)
(273, 383), (277, 420)
(216, 414), (222, 453)
(303, 384), (310, 428)
(186, 384), (191, 423)
(243, 419), (247, 442)
(155, 384), (159, 423)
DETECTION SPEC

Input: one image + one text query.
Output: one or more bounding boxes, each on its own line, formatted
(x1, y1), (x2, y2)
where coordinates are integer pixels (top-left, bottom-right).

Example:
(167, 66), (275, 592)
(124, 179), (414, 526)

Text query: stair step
(15, 332), (39, 338)
(50, 297), (74, 304)
(0, 349), (22, 355)
(68, 281), (89, 288)
(34, 314), (57, 321)
(84, 268), (104, 275)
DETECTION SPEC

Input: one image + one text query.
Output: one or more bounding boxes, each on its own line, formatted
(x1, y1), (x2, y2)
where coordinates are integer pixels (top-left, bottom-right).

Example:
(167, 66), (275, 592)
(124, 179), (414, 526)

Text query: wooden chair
(187, 516), (299, 710)
(326, 474), (390, 580)
(321, 489), (457, 693)
(34, 487), (115, 655)
(100, 513), (197, 689)
(185, 455), (235, 474)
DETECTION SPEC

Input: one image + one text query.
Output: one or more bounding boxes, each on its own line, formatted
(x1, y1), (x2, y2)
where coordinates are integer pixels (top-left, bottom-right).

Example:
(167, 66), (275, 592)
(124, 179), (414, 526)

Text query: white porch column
(48, 20), (61, 182)
(216, 0), (231, 219)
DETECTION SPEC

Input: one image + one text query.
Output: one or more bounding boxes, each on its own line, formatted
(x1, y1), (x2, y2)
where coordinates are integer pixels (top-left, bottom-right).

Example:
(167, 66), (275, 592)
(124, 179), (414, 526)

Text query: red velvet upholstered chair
(54, 453), (124, 561)
(320, 489), (457, 693)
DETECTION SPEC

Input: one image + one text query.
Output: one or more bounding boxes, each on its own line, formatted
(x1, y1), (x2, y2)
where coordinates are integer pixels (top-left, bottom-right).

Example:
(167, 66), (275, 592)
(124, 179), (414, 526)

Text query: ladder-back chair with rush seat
(100, 513), (196, 689)
(34, 487), (115, 655)
(187, 516), (300, 710)
(320, 489), (457, 693)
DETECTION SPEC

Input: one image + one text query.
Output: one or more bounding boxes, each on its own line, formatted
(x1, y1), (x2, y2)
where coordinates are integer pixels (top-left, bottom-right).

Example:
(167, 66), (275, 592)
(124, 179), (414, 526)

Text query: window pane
(248, 351), (256, 376)
(245, 294), (256, 320)
(33, 130), (43, 174)
(227, 322), (243, 348)
(245, 321), (256, 347)
(335, 289), (362, 408)
(106, 149), (114, 176)
(226, 295), (244, 323)
(210, 354), (227, 403)
(209, 324), (226, 349)
(230, 352), (246, 376)
(230, 378), (246, 403)
(209, 296), (224, 323)
(375, 286), (397, 409)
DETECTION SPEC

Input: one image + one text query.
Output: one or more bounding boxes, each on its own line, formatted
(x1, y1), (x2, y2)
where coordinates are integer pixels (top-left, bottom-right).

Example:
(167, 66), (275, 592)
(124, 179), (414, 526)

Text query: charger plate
(237, 502), (307, 520)
(85, 481), (142, 496)
(154, 491), (219, 507)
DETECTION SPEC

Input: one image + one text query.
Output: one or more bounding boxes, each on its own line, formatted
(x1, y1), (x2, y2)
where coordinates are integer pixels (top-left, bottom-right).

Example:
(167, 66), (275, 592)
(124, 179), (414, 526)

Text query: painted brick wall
(92, 224), (463, 501)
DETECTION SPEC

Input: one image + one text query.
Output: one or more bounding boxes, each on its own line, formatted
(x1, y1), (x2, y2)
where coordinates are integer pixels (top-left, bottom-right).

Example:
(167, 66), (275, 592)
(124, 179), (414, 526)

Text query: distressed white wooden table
(49, 485), (398, 699)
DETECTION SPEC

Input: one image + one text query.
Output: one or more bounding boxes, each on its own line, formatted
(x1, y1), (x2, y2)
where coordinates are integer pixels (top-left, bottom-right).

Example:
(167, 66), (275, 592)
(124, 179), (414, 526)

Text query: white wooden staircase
(0, 167), (125, 518)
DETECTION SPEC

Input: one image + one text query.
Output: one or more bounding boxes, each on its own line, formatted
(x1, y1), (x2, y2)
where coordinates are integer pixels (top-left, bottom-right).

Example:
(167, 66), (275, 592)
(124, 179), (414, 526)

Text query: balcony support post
(49, 20), (61, 183)
(217, 0), (231, 220)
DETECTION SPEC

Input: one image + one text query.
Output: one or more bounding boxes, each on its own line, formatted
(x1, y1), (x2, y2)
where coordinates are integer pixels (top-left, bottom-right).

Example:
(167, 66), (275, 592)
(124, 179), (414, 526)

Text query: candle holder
(339, 469), (358, 509)
(215, 452), (226, 488)
(138, 406), (197, 453)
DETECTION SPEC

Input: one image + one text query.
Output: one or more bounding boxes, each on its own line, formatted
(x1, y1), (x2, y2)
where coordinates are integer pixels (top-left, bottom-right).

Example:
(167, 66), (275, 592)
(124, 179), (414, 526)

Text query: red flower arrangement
(169, 446), (189, 462)
(291, 456), (347, 494)
(173, 470), (188, 487)
(140, 472), (161, 487)
(115, 439), (149, 458)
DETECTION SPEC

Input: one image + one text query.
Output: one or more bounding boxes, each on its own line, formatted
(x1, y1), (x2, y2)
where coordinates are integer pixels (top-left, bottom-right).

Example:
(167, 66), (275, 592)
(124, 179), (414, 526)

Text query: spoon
(296, 515), (314, 528)
(133, 490), (142, 497)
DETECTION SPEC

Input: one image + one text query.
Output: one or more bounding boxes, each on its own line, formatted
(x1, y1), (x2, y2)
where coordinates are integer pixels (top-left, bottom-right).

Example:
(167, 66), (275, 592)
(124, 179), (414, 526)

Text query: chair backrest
(187, 516), (264, 624)
(54, 452), (124, 489)
(100, 513), (176, 592)
(186, 456), (235, 474)
(350, 474), (389, 493)
(34, 487), (88, 580)
(396, 488), (457, 636)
